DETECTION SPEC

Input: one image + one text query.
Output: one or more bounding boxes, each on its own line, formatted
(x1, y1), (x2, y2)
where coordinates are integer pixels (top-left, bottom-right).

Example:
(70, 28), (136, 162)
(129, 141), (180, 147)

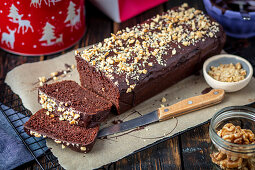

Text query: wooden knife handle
(158, 89), (225, 121)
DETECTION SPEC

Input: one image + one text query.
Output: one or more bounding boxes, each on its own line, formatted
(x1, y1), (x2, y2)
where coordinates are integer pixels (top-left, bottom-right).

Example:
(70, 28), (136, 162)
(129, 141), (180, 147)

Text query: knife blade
(97, 89), (225, 138)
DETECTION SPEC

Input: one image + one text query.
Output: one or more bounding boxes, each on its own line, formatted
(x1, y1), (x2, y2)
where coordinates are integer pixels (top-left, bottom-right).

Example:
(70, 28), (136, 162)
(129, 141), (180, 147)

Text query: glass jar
(209, 106), (255, 169)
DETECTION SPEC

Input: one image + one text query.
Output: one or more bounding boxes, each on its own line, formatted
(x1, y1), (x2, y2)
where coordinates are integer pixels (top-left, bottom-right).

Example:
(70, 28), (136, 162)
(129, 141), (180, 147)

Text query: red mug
(0, 0), (85, 55)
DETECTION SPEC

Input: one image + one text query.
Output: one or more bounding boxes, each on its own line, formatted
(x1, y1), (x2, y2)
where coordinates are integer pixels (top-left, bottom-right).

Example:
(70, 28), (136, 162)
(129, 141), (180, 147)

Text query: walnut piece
(208, 63), (247, 82)
(211, 123), (255, 169)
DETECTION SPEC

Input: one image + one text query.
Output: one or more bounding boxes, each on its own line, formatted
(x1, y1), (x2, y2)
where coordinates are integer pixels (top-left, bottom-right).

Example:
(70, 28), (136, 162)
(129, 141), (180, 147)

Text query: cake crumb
(161, 104), (165, 108)
(80, 146), (86, 151)
(161, 97), (167, 103)
(54, 140), (61, 144)
(39, 76), (46, 83)
(50, 72), (58, 77)
(53, 76), (58, 81)
(62, 144), (66, 149)
(39, 82), (44, 86)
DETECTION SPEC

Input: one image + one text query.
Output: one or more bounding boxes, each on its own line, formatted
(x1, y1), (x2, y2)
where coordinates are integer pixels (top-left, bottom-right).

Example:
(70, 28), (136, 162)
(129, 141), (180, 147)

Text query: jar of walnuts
(209, 106), (255, 170)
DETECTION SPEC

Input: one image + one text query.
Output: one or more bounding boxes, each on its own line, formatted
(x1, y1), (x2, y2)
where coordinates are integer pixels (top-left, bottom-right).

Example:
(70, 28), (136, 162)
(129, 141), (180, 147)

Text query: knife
(97, 89), (225, 138)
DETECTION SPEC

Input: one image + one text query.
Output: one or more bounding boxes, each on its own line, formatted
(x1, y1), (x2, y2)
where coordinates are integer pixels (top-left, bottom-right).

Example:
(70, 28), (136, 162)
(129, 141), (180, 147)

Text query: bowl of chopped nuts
(203, 54), (253, 92)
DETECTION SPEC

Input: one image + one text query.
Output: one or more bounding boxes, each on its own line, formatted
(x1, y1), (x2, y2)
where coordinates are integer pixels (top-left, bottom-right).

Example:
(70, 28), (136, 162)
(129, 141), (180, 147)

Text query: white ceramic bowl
(203, 54), (253, 92)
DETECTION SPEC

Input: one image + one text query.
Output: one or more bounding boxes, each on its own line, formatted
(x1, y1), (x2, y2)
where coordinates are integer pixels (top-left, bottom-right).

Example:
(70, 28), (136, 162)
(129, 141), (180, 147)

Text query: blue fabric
(0, 103), (47, 170)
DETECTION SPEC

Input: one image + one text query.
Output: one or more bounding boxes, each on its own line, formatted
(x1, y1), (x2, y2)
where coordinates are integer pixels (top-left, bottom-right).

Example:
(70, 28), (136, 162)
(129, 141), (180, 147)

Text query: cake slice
(24, 109), (99, 153)
(38, 80), (112, 128)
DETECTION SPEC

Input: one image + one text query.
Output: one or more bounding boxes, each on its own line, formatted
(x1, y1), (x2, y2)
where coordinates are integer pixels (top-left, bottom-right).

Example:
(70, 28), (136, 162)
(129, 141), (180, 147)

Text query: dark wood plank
(224, 36), (255, 69)
(115, 136), (182, 170)
(83, 1), (113, 47)
(0, 50), (41, 80)
(113, 5), (164, 34)
(180, 123), (212, 169)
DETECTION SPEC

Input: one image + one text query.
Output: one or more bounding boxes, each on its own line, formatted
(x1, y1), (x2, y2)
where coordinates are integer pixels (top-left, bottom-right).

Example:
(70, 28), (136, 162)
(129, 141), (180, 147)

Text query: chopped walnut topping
(209, 32), (214, 38)
(126, 87), (132, 93)
(80, 4), (220, 88)
(142, 69), (147, 74)
(172, 48), (176, 55)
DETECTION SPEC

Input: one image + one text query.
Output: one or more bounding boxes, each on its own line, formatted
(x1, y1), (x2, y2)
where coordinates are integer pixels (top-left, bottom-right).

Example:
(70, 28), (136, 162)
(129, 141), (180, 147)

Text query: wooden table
(1, 0), (255, 169)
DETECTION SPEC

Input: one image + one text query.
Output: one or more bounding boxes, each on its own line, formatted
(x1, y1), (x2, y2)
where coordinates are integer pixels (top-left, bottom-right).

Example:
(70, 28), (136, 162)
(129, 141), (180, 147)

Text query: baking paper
(5, 48), (255, 170)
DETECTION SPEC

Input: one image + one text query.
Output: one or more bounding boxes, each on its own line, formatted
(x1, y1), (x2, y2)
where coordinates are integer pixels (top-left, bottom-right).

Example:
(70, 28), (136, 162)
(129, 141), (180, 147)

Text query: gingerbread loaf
(38, 80), (112, 128)
(75, 4), (226, 114)
(24, 109), (99, 153)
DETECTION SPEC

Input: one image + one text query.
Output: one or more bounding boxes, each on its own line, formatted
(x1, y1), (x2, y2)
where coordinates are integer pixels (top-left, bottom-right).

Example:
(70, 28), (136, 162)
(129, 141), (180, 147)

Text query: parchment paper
(5, 47), (255, 170)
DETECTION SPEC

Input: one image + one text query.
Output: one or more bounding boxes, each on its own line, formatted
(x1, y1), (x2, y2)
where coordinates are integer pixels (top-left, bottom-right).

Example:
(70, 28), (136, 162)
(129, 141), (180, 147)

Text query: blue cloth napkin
(0, 103), (47, 170)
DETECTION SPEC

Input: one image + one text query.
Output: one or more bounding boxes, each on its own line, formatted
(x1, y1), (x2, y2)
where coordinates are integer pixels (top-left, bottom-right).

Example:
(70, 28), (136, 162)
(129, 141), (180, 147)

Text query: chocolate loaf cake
(24, 109), (99, 153)
(38, 80), (112, 128)
(76, 3), (226, 114)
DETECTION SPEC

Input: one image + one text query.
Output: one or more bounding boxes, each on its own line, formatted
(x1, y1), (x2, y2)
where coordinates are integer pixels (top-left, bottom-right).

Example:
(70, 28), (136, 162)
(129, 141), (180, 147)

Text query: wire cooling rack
(0, 80), (63, 170)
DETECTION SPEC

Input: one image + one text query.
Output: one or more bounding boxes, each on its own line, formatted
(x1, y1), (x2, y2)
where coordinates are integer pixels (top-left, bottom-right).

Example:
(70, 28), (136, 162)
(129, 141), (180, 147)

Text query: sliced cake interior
(24, 109), (99, 153)
(39, 80), (112, 127)
(75, 56), (120, 113)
